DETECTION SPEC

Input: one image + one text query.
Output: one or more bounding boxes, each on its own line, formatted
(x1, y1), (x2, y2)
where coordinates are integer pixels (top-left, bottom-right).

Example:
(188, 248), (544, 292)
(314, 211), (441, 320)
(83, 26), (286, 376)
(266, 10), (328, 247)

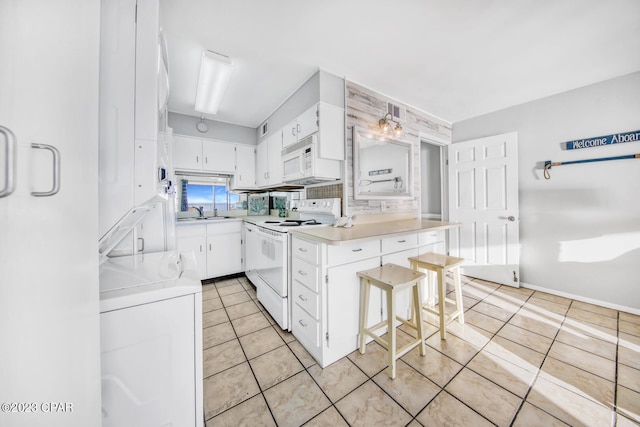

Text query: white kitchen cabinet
(290, 228), (446, 368)
(291, 236), (381, 367)
(231, 144), (256, 189)
(176, 224), (207, 279)
(256, 130), (283, 187)
(255, 137), (269, 187)
(173, 135), (236, 174)
(177, 220), (242, 280)
(282, 104), (319, 148)
(1, 1), (102, 424)
(281, 103), (344, 161)
(206, 221), (242, 278)
(202, 139), (236, 173)
(173, 134), (203, 171)
(267, 131), (283, 184)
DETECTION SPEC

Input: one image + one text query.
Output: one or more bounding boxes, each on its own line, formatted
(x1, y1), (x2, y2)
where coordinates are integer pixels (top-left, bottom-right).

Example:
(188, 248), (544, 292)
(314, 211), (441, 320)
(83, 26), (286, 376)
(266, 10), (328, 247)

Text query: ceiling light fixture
(378, 112), (403, 137)
(194, 50), (233, 115)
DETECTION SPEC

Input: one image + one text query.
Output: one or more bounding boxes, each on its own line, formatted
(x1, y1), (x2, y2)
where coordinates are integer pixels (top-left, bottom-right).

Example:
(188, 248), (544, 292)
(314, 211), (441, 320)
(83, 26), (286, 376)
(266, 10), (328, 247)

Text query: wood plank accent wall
(345, 80), (452, 217)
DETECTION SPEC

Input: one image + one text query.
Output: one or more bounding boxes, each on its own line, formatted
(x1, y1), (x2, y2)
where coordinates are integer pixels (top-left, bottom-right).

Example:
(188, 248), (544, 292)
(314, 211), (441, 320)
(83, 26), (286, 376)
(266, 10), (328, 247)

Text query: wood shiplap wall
(345, 81), (452, 217)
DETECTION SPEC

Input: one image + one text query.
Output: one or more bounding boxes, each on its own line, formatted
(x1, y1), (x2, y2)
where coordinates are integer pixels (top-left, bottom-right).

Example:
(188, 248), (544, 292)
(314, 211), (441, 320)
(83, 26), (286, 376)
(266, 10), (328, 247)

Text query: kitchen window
(178, 176), (246, 212)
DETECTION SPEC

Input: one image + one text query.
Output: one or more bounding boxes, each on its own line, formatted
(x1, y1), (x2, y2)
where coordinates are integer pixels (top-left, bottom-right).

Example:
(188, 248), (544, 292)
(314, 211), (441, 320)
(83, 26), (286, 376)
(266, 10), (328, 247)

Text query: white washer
(99, 203), (203, 427)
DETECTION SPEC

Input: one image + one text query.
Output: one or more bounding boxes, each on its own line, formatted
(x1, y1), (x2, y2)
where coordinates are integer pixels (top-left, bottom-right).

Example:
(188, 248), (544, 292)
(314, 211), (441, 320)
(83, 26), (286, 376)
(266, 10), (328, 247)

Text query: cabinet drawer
(293, 283), (320, 320)
(381, 233), (418, 254)
(206, 220), (241, 234)
(292, 258), (320, 292)
(292, 237), (319, 265)
(327, 240), (380, 266)
(292, 303), (320, 348)
(419, 230), (445, 246)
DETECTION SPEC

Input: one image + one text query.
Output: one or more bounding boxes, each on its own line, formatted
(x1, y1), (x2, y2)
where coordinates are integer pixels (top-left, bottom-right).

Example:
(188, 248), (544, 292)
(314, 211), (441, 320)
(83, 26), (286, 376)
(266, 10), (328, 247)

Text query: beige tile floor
(201, 275), (640, 426)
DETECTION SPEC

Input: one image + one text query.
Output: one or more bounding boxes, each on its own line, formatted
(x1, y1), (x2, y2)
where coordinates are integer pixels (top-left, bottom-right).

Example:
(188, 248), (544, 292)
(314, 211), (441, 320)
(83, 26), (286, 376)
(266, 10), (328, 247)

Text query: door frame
(419, 136), (448, 221)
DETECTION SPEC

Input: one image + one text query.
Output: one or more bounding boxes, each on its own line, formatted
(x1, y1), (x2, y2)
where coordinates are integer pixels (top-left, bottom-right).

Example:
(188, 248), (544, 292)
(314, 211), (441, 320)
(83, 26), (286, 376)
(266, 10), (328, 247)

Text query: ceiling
(160, 0), (640, 128)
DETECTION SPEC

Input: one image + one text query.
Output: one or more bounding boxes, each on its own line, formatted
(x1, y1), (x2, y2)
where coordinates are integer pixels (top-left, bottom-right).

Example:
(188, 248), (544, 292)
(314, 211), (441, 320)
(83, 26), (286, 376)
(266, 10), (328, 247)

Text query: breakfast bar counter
(289, 219), (460, 245)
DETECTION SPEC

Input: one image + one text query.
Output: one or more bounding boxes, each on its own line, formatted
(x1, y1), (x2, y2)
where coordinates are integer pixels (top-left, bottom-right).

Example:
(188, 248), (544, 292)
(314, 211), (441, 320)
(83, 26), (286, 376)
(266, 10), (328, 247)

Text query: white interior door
(0, 1), (102, 426)
(448, 132), (520, 287)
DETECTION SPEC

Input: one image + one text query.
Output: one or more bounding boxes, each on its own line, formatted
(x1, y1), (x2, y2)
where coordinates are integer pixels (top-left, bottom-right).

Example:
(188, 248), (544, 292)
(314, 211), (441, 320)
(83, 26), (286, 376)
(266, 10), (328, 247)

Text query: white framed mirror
(353, 127), (413, 200)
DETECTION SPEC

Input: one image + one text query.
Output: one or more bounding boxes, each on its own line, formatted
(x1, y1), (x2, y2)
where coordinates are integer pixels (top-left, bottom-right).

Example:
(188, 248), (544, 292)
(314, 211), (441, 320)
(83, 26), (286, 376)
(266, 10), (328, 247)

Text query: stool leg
(387, 288), (396, 379)
(359, 278), (370, 354)
(427, 270), (436, 308)
(409, 261), (418, 323)
(454, 266), (464, 324)
(437, 269), (447, 340)
(413, 283), (426, 356)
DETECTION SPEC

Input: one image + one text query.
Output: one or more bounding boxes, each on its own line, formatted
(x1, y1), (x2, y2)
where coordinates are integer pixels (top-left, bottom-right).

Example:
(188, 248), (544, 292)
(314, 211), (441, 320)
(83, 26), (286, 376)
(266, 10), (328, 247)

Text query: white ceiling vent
(387, 102), (405, 121)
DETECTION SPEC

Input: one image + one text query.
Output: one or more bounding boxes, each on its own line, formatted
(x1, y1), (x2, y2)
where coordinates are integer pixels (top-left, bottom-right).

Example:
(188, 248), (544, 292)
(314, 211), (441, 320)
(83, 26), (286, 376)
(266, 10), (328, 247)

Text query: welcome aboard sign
(565, 129), (640, 150)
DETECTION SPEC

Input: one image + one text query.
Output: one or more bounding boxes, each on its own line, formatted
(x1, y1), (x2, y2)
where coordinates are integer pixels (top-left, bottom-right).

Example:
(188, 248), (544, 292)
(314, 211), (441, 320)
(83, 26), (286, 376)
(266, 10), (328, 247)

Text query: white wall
(453, 71), (640, 311)
(168, 112), (256, 144)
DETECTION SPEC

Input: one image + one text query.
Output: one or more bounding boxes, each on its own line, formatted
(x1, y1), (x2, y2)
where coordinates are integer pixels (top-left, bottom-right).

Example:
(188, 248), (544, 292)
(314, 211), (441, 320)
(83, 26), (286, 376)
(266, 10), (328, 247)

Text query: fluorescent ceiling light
(194, 50), (233, 115)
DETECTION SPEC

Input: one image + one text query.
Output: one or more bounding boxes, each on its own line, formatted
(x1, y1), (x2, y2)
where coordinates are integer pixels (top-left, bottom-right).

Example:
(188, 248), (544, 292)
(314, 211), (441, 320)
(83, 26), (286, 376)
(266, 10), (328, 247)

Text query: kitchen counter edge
(288, 219), (460, 245)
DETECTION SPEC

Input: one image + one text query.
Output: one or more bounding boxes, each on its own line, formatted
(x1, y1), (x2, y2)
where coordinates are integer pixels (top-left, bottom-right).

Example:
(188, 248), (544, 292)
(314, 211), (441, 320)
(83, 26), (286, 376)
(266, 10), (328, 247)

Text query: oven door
(254, 227), (287, 297)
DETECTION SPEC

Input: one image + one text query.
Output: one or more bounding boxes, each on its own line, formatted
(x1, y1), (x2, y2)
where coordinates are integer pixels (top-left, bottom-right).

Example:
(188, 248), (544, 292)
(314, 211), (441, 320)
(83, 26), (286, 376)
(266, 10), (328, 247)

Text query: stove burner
(278, 219), (322, 227)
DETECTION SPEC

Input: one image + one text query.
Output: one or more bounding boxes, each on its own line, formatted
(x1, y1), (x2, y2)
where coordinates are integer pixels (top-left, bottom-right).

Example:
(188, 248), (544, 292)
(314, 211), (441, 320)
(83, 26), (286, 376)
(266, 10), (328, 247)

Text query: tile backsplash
(306, 183), (343, 200)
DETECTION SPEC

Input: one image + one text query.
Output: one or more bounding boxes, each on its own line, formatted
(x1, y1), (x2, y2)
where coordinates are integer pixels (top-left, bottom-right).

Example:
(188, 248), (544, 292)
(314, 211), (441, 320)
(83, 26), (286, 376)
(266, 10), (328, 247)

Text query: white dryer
(99, 202), (203, 427)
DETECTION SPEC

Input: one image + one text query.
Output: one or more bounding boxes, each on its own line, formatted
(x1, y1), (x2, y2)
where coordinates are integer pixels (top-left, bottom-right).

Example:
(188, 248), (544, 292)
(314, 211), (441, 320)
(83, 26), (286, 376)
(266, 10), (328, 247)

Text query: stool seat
(357, 263), (426, 379)
(409, 252), (465, 340)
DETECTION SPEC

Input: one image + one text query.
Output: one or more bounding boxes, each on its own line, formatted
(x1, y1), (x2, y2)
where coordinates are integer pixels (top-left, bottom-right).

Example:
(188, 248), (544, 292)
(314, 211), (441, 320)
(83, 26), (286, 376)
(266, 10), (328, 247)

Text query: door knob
(507, 216), (516, 222)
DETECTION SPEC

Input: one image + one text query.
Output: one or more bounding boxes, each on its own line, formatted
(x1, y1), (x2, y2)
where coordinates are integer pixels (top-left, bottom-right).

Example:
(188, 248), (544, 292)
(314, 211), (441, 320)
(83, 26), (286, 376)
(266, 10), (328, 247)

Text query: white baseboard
(520, 282), (640, 316)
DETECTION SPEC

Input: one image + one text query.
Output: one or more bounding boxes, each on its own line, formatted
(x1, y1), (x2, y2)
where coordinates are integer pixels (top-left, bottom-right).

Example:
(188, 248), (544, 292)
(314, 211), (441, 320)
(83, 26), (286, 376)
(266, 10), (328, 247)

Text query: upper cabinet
(256, 130), (283, 187)
(173, 135), (235, 174)
(202, 139), (236, 173)
(231, 144), (256, 190)
(282, 105), (319, 148)
(173, 134), (257, 189)
(281, 103), (344, 161)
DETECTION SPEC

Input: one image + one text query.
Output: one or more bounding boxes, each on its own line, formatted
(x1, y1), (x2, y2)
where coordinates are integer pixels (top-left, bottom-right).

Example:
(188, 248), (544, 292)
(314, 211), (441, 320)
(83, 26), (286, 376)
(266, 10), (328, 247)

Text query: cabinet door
(177, 235), (207, 279)
(267, 131), (283, 185)
(255, 138), (269, 187)
(233, 144), (256, 189)
(296, 105), (319, 141)
(207, 232), (242, 278)
(282, 119), (298, 148)
(326, 257), (380, 351)
(202, 139), (236, 173)
(173, 135), (202, 171)
(1, 2), (102, 423)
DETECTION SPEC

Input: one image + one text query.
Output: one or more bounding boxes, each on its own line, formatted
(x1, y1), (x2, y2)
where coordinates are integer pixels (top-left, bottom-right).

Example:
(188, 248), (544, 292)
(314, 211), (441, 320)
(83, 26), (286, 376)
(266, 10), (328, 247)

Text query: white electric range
(245, 198), (341, 330)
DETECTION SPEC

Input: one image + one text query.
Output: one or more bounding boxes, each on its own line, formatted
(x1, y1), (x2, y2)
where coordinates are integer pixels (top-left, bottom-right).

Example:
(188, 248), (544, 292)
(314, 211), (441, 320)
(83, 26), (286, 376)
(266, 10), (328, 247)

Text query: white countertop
(288, 219), (460, 245)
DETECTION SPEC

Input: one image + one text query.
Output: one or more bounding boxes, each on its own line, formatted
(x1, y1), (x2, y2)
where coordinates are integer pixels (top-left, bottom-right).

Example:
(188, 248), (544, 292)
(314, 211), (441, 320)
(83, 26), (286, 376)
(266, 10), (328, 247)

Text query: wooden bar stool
(357, 263), (426, 379)
(408, 253), (465, 340)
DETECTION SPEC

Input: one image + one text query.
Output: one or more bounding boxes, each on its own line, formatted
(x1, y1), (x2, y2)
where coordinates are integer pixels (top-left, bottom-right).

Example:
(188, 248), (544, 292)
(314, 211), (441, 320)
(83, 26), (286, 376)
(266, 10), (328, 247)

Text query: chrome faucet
(194, 206), (204, 218)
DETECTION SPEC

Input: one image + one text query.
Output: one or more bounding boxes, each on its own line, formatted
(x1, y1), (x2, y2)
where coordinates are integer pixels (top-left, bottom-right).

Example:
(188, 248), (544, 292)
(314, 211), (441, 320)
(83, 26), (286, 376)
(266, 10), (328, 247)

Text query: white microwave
(281, 135), (341, 185)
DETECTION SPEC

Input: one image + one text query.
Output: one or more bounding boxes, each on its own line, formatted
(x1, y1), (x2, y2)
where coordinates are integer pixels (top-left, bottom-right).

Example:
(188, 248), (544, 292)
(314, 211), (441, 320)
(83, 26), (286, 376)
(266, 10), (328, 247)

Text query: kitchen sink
(178, 216), (232, 222)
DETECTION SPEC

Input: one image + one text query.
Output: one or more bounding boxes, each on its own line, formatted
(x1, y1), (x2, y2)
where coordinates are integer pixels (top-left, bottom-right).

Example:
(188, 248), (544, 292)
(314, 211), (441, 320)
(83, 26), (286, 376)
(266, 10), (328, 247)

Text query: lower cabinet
(176, 221), (242, 280)
(290, 229), (445, 368)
